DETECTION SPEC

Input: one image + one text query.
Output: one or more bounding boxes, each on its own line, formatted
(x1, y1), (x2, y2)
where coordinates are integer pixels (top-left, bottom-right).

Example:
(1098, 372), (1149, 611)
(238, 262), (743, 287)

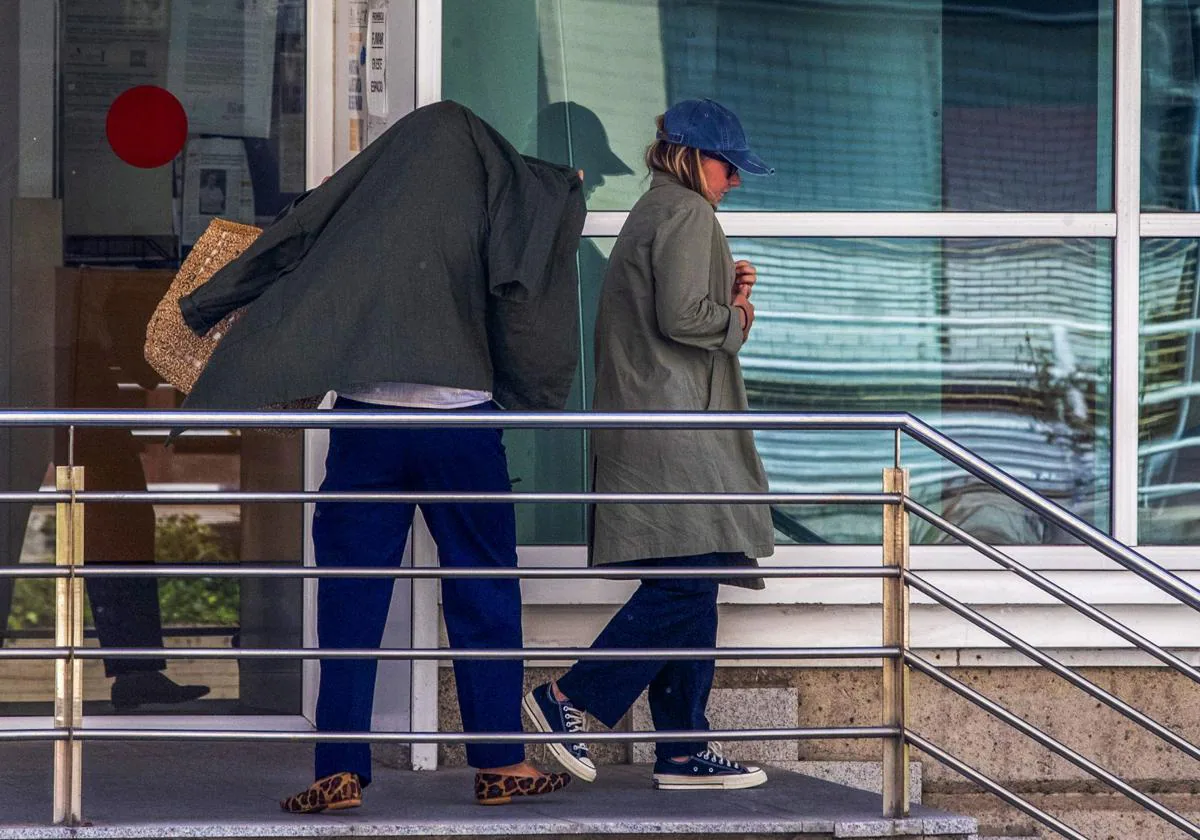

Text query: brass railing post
(53, 464), (84, 825)
(882, 463), (911, 817)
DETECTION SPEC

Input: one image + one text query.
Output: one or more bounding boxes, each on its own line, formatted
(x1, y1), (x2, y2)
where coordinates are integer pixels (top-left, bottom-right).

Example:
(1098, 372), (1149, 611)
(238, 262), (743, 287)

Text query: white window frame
(412, 0), (1200, 562)
(401, 0), (1200, 675)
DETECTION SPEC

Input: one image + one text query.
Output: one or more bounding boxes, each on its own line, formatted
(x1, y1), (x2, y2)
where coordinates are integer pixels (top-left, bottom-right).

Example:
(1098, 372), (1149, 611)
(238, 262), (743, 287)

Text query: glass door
(1, 0), (312, 720)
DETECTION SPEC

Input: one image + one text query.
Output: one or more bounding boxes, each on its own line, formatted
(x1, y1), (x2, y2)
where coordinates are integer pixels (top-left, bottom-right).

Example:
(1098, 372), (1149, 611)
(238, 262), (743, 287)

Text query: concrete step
(0, 742), (977, 839)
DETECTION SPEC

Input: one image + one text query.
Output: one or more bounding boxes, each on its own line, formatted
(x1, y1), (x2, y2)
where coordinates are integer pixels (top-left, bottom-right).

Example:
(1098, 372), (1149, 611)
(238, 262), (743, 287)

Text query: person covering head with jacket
(522, 99), (776, 791)
(178, 101), (587, 808)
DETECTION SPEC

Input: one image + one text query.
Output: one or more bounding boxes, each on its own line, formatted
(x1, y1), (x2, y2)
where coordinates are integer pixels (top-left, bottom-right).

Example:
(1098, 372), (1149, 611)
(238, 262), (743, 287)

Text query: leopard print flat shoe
(474, 769), (572, 805)
(280, 771), (363, 814)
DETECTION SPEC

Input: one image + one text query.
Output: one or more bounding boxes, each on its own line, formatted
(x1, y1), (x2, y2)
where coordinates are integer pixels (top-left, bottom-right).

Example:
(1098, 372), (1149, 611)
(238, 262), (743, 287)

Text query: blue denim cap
(657, 98), (774, 176)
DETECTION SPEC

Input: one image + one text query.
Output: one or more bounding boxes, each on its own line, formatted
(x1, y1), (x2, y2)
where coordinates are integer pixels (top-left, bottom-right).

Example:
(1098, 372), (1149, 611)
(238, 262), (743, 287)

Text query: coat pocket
(706, 352), (730, 410)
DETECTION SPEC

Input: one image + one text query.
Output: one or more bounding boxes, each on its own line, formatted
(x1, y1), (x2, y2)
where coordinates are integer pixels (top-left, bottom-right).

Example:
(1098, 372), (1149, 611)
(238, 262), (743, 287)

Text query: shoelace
(562, 703), (588, 734)
(697, 743), (738, 770)
(561, 701), (589, 755)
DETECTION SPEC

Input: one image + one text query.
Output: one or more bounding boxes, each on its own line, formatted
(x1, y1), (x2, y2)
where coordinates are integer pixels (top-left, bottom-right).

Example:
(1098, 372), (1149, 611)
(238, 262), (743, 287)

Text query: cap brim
(600, 148), (635, 176)
(719, 149), (774, 176)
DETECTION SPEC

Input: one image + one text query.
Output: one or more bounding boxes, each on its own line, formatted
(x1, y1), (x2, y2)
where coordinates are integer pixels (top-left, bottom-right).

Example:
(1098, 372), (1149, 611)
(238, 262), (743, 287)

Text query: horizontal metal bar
(905, 730), (1088, 840)
(0, 564), (898, 580)
(907, 652), (1200, 838)
(0, 409), (912, 430)
(0, 730), (68, 743)
(0, 490), (898, 505)
(0, 646), (898, 661)
(905, 571), (1200, 762)
(0, 625), (236, 640)
(904, 499), (1200, 684)
(2, 726), (900, 744)
(904, 417), (1200, 613)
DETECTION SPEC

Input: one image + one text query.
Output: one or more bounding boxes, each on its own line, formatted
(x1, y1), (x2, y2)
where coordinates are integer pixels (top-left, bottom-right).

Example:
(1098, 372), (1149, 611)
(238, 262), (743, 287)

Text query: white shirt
(338, 382), (493, 409)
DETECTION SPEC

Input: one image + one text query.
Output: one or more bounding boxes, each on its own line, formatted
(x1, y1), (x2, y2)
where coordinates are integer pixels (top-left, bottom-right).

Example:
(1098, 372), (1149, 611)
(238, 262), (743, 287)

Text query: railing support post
(53, 465), (84, 825)
(882, 466), (911, 817)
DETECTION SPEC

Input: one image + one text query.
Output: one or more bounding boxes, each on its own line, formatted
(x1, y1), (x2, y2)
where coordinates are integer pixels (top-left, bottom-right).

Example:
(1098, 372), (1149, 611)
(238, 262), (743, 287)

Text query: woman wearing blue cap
(524, 99), (775, 791)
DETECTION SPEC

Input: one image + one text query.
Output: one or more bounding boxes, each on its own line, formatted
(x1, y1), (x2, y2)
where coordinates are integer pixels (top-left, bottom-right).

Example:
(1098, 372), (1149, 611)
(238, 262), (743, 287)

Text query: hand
(732, 260), (757, 301)
(732, 292), (755, 340)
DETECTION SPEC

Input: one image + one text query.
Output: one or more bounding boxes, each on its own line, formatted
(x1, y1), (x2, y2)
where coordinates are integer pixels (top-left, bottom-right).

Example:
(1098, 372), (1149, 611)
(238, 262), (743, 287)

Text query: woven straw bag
(144, 218), (262, 393)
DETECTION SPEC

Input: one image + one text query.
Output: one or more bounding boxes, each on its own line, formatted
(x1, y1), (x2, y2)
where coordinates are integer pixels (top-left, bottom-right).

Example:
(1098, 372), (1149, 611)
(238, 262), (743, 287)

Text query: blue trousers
(313, 398), (524, 783)
(556, 553), (734, 761)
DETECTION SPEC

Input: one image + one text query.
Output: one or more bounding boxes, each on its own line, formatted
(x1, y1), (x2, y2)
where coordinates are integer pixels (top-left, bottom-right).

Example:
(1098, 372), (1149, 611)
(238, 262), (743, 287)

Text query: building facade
(2, 1), (1200, 836)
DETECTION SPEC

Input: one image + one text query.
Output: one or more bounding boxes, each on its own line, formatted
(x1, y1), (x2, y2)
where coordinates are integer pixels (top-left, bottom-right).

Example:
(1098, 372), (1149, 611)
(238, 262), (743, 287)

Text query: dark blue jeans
(313, 398), (524, 784)
(556, 552), (737, 761)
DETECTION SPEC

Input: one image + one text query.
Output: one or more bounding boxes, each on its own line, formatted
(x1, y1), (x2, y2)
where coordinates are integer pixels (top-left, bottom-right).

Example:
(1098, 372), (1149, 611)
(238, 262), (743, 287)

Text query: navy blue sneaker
(652, 744), (767, 790)
(522, 683), (597, 782)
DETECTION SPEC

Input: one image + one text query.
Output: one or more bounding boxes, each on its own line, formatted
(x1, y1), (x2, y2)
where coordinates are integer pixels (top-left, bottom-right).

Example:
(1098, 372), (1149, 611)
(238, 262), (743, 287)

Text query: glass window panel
(741, 237), (1112, 543)
(1142, 0), (1200, 211)
(444, 0), (1114, 211)
(2, 0), (307, 716)
(1139, 239), (1200, 542)
(519, 236), (1112, 546)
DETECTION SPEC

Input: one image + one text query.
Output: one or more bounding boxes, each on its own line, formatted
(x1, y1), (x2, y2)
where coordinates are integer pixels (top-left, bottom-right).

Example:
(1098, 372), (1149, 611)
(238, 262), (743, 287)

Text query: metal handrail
(0, 645), (900, 661)
(0, 489), (902, 501)
(0, 409), (915, 429)
(3, 408), (1199, 838)
(905, 731), (1089, 840)
(905, 499), (1200, 684)
(905, 570), (1200, 762)
(2, 407), (1195, 612)
(904, 415), (1200, 613)
(0, 564), (897, 579)
(8, 726), (901, 744)
(906, 651), (1200, 837)
(0, 490), (897, 504)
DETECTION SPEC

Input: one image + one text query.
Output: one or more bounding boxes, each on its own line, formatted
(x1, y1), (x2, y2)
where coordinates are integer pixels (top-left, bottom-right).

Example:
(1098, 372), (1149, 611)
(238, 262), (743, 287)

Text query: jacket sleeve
(651, 201), (744, 355)
(178, 212), (307, 335)
(179, 157), (368, 336)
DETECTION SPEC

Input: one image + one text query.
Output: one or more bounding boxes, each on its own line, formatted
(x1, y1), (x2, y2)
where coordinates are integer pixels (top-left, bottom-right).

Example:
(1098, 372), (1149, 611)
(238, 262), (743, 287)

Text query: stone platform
(0, 742), (976, 839)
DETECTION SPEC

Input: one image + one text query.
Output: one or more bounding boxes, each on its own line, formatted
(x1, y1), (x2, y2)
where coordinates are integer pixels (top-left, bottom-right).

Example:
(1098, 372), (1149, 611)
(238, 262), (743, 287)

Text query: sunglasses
(702, 154), (738, 179)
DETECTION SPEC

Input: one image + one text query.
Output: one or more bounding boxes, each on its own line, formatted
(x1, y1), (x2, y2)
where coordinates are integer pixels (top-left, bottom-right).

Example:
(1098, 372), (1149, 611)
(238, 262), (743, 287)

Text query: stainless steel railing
(0, 409), (1197, 839)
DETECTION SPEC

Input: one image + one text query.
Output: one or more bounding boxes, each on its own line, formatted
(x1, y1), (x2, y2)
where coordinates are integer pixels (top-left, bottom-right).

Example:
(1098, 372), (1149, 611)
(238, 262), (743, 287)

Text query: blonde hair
(645, 115), (712, 204)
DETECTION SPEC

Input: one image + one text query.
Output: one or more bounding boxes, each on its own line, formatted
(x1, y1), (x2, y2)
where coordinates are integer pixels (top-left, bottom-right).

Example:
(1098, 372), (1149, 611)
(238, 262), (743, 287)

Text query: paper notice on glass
(168, 0), (278, 138)
(348, 0), (368, 154)
(366, 0), (389, 130)
(62, 0), (174, 235)
(181, 138), (256, 245)
(64, 0), (168, 153)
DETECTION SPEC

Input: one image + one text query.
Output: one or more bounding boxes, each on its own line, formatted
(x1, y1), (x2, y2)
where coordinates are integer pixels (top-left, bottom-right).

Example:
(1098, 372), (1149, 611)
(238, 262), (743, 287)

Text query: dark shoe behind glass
(110, 671), (210, 711)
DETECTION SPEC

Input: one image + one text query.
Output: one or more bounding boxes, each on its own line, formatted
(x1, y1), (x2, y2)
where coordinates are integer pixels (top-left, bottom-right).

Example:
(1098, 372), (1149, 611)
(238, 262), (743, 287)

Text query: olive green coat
(589, 173), (774, 587)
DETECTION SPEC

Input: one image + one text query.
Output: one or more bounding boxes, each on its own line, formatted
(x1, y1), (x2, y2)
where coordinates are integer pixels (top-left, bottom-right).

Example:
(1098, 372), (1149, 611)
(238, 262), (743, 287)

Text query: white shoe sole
(652, 767), (768, 791)
(521, 692), (598, 783)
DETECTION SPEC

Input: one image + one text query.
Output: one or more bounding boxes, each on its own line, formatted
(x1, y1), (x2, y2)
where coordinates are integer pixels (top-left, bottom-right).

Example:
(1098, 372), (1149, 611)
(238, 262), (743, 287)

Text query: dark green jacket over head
(179, 101), (587, 411)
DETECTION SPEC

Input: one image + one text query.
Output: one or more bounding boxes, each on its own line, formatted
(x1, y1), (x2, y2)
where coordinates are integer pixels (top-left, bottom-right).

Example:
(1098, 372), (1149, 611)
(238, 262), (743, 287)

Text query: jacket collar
(650, 170), (687, 191)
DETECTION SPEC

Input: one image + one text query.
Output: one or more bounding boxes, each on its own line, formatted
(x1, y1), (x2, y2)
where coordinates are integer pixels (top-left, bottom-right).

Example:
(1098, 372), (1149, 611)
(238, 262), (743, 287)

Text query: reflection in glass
(1140, 240), (1200, 542)
(1143, 0), (1200, 211)
(742, 238), (1111, 544)
(444, 0), (1113, 211)
(2, 1), (307, 715)
(512, 237), (1113, 546)
(60, 0), (308, 266)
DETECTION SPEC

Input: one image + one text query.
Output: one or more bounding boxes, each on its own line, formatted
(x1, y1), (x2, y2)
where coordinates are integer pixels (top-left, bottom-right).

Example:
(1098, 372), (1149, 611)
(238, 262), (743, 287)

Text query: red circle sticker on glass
(106, 86), (188, 169)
